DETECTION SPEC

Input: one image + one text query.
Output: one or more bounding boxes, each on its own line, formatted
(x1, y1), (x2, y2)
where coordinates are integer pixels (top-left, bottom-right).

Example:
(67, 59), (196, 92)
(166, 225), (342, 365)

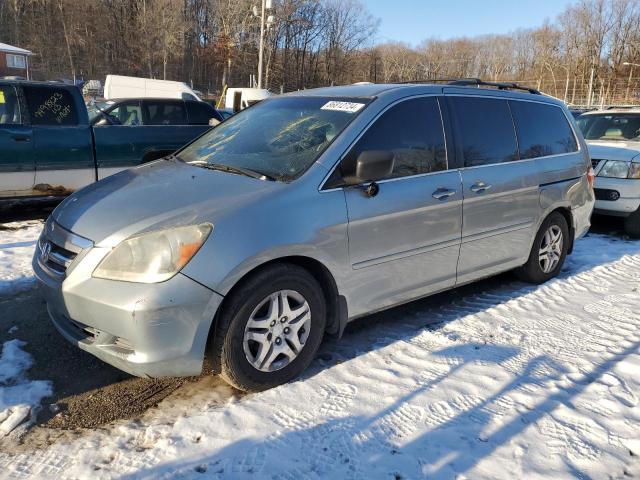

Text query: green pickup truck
(0, 80), (221, 199)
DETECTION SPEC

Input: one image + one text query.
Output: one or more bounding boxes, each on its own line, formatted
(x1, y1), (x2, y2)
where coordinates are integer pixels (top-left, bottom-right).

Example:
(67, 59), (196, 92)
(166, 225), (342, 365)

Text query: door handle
(12, 135), (30, 142)
(432, 188), (456, 200)
(470, 181), (492, 193)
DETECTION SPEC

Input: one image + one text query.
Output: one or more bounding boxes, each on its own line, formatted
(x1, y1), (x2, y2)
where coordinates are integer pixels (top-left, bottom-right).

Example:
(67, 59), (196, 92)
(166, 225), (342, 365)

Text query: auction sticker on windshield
(321, 101), (365, 113)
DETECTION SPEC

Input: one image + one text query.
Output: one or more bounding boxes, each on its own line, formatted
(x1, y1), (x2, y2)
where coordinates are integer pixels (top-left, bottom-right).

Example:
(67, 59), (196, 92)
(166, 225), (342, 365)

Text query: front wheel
(516, 212), (569, 284)
(214, 264), (326, 392)
(624, 207), (640, 238)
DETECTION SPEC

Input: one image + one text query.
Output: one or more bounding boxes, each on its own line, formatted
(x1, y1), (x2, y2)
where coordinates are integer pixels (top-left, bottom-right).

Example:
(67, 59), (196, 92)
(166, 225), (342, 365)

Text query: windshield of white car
(577, 113), (640, 142)
(177, 96), (371, 181)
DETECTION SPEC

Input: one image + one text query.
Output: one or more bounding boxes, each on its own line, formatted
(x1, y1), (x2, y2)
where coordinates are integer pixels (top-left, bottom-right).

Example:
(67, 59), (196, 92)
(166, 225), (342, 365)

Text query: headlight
(629, 163), (640, 179)
(93, 224), (212, 283)
(597, 160), (629, 179)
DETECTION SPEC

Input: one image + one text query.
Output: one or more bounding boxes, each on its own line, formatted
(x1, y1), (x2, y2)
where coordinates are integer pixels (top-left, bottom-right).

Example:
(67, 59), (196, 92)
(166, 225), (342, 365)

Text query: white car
(577, 108), (640, 237)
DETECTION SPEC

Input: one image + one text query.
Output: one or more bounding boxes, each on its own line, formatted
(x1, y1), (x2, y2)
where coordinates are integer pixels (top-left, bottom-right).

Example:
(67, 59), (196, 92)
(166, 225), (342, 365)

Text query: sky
(364, 0), (578, 46)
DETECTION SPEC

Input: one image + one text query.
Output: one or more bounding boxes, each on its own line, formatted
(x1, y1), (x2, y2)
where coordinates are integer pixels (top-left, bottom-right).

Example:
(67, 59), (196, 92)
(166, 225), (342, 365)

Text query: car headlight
(629, 163), (640, 179)
(93, 224), (212, 283)
(597, 160), (630, 179)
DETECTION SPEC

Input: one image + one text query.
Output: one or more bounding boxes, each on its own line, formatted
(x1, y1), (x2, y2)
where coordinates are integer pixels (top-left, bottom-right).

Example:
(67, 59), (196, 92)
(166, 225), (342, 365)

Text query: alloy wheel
(538, 225), (563, 273)
(243, 290), (311, 372)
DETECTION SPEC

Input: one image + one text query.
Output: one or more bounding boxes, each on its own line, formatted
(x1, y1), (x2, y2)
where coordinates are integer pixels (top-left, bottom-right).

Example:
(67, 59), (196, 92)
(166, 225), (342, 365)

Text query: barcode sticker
(321, 101), (365, 113)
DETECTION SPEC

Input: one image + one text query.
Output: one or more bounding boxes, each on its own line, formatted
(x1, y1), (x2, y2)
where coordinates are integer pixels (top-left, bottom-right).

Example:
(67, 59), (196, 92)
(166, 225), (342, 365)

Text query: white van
(104, 75), (201, 101)
(225, 88), (271, 112)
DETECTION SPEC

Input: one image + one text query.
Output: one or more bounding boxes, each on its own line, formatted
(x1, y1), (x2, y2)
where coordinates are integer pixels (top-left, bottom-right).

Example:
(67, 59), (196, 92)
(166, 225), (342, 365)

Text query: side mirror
(93, 113), (121, 126)
(93, 115), (110, 126)
(353, 150), (394, 183)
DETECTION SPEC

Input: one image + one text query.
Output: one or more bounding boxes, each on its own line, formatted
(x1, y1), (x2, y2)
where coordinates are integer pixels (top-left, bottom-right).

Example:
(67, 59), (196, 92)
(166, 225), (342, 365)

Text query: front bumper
(33, 221), (223, 378)
(593, 177), (640, 217)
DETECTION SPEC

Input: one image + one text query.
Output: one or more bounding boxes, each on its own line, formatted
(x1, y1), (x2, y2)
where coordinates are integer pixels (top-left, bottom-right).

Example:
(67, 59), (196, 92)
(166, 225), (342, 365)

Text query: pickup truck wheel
(516, 212), (569, 284)
(624, 208), (640, 238)
(214, 264), (326, 392)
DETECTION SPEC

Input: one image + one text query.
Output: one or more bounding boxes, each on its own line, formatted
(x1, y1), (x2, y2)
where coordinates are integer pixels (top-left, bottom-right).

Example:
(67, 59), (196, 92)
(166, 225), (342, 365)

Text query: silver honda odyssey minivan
(33, 81), (595, 392)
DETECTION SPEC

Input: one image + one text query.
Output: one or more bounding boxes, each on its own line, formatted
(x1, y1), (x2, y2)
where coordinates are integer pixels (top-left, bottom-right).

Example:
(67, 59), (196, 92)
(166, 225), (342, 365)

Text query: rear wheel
(213, 264), (326, 392)
(516, 212), (569, 284)
(624, 207), (640, 238)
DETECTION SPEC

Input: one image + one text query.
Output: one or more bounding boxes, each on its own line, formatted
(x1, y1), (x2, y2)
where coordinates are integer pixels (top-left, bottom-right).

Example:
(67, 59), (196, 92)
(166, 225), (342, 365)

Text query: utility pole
(587, 65), (595, 108)
(254, 0), (273, 89)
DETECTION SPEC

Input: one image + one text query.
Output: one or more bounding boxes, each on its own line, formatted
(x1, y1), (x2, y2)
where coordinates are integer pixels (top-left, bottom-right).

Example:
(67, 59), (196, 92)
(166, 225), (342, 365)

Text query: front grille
(592, 159), (603, 169)
(37, 220), (92, 277)
(38, 237), (77, 275)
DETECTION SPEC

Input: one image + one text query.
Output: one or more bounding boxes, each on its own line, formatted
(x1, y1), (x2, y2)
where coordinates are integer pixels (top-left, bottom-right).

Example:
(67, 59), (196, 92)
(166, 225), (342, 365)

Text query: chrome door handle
(432, 188), (456, 200)
(470, 182), (492, 193)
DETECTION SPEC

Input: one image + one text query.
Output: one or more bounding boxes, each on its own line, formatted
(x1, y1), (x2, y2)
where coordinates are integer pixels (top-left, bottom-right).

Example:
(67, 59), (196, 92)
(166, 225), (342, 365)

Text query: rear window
(0, 85), (22, 125)
(510, 101), (577, 158)
(23, 86), (79, 126)
(449, 97), (519, 167)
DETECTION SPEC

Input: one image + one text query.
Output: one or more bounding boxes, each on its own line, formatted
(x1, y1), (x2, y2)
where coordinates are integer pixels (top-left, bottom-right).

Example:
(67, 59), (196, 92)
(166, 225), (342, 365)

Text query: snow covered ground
(0, 220), (639, 479)
(0, 222), (42, 296)
(0, 340), (52, 437)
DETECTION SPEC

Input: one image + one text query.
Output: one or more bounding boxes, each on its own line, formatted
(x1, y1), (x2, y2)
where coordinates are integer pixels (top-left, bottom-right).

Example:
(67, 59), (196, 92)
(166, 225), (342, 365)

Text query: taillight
(587, 165), (595, 189)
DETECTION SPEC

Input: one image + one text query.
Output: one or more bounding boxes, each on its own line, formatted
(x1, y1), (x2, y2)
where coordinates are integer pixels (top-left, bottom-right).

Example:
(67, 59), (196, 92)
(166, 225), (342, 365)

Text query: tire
(516, 212), (569, 284)
(624, 208), (640, 238)
(213, 263), (326, 392)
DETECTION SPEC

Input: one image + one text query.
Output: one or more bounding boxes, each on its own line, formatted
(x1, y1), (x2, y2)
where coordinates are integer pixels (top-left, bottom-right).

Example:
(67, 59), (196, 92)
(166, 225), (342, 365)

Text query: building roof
(0, 42), (32, 55)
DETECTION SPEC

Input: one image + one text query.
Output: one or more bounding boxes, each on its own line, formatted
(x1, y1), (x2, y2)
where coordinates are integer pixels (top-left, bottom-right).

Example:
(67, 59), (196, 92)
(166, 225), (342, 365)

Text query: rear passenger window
(144, 101), (187, 125)
(510, 101), (578, 159)
(341, 97), (447, 181)
(450, 97), (518, 167)
(0, 85), (22, 125)
(23, 86), (79, 126)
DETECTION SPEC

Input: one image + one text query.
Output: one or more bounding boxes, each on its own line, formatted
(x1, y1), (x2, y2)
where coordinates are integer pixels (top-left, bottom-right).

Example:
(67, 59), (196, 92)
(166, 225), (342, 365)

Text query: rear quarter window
(23, 86), (79, 126)
(186, 101), (220, 124)
(510, 101), (577, 159)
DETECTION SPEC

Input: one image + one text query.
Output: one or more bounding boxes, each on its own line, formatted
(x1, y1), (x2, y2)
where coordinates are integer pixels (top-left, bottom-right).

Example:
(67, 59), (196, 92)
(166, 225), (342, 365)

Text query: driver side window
(338, 97), (447, 184)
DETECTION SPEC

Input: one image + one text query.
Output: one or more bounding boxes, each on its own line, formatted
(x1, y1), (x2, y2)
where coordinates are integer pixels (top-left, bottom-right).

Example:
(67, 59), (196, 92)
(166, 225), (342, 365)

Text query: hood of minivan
(53, 160), (281, 246)
(587, 141), (640, 162)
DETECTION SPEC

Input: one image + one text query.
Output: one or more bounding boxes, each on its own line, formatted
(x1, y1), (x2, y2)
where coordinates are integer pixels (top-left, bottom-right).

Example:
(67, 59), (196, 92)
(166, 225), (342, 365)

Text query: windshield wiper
(189, 161), (276, 181)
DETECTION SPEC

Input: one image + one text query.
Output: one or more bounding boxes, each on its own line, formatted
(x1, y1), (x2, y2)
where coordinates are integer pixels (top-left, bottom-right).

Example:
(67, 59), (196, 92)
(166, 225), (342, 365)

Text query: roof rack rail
(395, 78), (471, 84)
(396, 78), (541, 95)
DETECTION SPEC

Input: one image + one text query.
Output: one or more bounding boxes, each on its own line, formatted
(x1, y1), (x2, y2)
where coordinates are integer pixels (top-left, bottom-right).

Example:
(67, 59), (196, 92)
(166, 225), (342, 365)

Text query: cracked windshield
(178, 97), (368, 180)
